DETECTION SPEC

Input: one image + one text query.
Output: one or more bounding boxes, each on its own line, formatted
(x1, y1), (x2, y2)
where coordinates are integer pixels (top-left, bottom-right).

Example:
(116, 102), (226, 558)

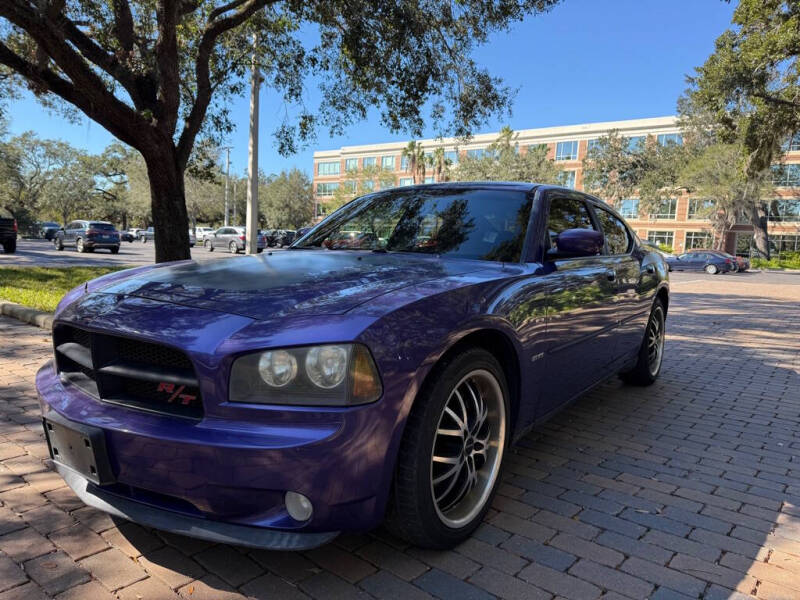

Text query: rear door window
(546, 197), (597, 251)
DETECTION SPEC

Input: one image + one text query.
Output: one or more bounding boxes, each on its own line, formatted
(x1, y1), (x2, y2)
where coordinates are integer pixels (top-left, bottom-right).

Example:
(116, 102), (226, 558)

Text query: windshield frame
(292, 185), (537, 264)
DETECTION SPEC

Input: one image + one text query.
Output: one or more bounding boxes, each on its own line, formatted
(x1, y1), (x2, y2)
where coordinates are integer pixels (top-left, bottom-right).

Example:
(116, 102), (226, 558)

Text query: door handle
(605, 269), (616, 282)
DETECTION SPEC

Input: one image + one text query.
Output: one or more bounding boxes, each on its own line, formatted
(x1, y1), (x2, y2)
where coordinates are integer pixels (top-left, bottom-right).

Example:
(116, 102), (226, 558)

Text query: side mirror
(548, 228), (603, 259)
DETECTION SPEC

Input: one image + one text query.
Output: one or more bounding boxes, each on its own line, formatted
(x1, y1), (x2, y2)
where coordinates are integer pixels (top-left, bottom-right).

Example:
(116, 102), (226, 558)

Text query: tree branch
(752, 92), (800, 109)
(176, 0), (271, 168)
(208, 0), (249, 22)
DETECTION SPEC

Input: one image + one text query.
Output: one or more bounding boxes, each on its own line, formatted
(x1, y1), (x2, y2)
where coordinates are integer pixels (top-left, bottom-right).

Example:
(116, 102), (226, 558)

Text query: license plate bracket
(42, 414), (115, 486)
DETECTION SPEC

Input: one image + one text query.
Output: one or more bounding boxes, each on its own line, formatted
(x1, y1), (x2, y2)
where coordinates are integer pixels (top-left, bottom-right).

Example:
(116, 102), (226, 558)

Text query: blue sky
(6, 0), (735, 178)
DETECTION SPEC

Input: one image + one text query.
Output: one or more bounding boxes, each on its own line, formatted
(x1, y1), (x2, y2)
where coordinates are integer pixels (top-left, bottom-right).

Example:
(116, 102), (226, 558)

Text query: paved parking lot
(0, 239), (283, 267)
(0, 272), (798, 599)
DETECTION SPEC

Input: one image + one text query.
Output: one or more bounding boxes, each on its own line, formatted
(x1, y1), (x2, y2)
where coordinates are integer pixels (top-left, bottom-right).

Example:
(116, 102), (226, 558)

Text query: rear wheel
(620, 298), (665, 386)
(205, 239), (214, 252)
(704, 264), (718, 274)
(386, 348), (509, 548)
(229, 241), (239, 254)
(110, 246), (119, 254)
(2, 240), (15, 254)
(54, 237), (63, 251)
(76, 238), (86, 253)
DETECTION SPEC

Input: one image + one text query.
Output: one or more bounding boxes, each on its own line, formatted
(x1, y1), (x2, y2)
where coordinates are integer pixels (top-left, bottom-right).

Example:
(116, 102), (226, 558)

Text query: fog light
(285, 491), (313, 521)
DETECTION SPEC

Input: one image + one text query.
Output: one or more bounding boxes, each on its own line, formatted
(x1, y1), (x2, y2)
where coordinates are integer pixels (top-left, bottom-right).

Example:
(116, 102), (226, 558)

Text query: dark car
(39, 222), (62, 240)
(295, 226), (313, 239)
(664, 250), (733, 274)
(203, 226), (266, 253)
(37, 183), (668, 551)
(276, 229), (296, 247)
(688, 249), (748, 272)
(54, 220), (120, 253)
(0, 207), (17, 253)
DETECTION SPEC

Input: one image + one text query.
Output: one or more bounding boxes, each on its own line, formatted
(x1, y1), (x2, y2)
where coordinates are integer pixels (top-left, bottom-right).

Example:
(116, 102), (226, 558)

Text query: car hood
(96, 250), (490, 321)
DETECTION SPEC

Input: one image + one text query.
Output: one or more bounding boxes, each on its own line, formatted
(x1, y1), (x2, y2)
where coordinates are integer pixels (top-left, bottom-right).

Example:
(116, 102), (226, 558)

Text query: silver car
(203, 226), (266, 253)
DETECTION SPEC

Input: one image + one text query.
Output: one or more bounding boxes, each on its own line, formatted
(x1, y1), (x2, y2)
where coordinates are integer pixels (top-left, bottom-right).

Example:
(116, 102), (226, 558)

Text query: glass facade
(316, 182), (339, 196)
(362, 157), (376, 168)
(657, 133), (683, 146)
(618, 198), (640, 219)
(555, 141), (578, 161)
(771, 164), (800, 187)
(318, 161), (340, 176)
(768, 198), (800, 221)
(381, 156), (395, 170)
(647, 230), (674, 248)
(685, 231), (712, 249)
(650, 198), (677, 219)
(345, 158), (358, 171)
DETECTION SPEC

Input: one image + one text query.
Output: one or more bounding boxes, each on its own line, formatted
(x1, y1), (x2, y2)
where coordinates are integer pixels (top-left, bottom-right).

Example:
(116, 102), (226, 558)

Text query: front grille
(53, 325), (203, 419)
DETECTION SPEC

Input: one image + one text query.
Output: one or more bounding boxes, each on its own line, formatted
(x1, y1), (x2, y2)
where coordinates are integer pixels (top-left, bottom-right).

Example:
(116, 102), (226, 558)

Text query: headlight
(229, 343), (382, 406)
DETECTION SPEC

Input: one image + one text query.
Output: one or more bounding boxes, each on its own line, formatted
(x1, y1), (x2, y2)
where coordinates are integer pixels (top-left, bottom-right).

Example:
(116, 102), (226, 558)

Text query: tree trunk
(748, 201), (770, 259)
(143, 149), (191, 263)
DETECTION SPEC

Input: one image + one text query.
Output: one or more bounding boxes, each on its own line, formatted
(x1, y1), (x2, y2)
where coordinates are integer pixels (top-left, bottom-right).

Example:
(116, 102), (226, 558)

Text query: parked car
(294, 226), (313, 240)
(54, 220), (120, 253)
(128, 228), (142, 240)
(195, 227), (215, 241)
(39, 222), (62, 240)
(140, 227), (155, 242)
(664, 250), (733, 274)
(0, 207), (17, 253)
(120, 231), (136, 243)
(688, 249), (748, 272)
(188, 229), (196, 247)
(275, 229), (296, 247)
(37, 183), (668, 550)
(204, 226), (266, 253)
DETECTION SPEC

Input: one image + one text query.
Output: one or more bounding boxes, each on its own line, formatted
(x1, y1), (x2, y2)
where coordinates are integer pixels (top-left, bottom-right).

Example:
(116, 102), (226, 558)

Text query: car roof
(387, 181), (539, 193)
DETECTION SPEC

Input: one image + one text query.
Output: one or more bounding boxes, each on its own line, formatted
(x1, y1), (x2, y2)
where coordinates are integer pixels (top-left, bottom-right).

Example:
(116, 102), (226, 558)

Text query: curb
(0, 301), (54, 330)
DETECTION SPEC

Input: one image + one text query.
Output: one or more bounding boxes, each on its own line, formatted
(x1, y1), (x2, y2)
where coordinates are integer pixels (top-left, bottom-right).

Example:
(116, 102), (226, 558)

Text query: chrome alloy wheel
(430, 369), (506, 529)
(647, 305), (665, 376)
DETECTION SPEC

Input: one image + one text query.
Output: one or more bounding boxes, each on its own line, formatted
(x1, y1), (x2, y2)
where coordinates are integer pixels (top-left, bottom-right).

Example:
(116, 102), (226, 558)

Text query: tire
(256, 248), (263, 253)
(205, 239), (214, 252)
(110, 246), (119, 254)
(54, 238), (64, 251)
(704, 264), (718, 274)
(385, 347), (509, 548)
(229, 241), (239, 254)
(76, 238), (86, 253)
(2, 240), (15, 254)
(620, 298), (666, 386)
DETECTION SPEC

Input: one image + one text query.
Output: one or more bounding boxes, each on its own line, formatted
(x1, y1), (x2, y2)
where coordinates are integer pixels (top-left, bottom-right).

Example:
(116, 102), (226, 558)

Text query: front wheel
(54, 238), (64, 251)
(2, 240), (15, 254)
(705, 264), (718, 274)
(620, 298), (666, 386)
(76, 238), (86, 253)
(205, 239), (214, 252)
(386, 348), (509, 548)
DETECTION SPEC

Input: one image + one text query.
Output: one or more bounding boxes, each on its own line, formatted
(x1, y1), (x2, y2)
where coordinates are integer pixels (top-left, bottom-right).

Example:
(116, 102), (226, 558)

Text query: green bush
(657, 243), (674, 254)
(751, 251), (800, 270)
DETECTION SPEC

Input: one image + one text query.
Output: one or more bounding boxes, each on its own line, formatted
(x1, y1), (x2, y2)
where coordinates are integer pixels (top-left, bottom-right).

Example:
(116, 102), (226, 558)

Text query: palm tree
(426, 147), (451, 182)
(401, 140), (426, 184)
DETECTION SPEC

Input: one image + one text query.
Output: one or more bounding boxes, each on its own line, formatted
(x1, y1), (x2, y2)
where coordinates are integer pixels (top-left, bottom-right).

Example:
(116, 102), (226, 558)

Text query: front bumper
(36, 359), (393, 547)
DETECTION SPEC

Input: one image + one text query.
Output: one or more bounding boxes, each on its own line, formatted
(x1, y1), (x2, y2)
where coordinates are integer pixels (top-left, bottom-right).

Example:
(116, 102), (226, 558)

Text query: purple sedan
(37, 183), (669, 550)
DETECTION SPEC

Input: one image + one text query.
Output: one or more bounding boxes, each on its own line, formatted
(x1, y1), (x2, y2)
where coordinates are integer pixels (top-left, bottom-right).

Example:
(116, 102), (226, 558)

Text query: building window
(424, 176), (435, 184)
(381, 156), (395, 170)
(466, 148), (487, 159)
(344, 181), (357, 193)
(317, 161), (340, 176)
(316, 182), (339, 197)
(771, 164), (800, 187)
(560, 170), (576, 189)
(657, 133), (683, 146)
(444, 150), (459, 165)
(400, 156), (409, 170)
(618, 198), (640, 219)
(647, 230), (674, 249)
(782, 133), (800, 152)
(586, 139), (602, 154)
(774, 234), (800, 252)
(345, 158), (358, 171)
(379, 180), (394, 190)
(362, 157), (376, 168)
(555, 141), (578, 161)
(650, 197), (677, 219)
(528, 143), (548, 155)
(398, 177), (413, 186)
(685, 231), (712, 249)
(626, 136), (646, 152)
(687, 198), (715, 220)
(768, 198), (800, 221)
(362, 180), (374, 191)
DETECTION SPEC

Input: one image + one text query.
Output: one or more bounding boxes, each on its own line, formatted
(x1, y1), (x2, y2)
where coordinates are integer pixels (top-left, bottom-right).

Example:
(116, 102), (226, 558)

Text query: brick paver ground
(0, 272), (798, 599)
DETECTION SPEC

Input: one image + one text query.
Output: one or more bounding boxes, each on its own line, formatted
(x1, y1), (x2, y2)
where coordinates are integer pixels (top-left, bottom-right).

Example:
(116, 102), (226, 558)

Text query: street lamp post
(221, 146), (232, 226)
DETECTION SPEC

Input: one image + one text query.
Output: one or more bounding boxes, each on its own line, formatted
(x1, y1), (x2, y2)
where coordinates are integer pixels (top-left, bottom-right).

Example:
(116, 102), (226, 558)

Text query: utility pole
(221, 146), (232, 226)
(232, 179), (237, 225)
(245, 34), (261, 255)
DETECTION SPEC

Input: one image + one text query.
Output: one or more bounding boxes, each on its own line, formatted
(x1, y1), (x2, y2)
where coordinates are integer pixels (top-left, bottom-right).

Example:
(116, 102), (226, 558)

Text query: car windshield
(90, 222), (115, 230)
(295, 188), (532, 262)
